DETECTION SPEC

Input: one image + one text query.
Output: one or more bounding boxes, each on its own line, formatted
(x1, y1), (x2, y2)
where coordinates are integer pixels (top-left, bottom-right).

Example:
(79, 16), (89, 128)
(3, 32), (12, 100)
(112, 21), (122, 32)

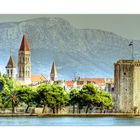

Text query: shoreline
(0, 113), (139, 117)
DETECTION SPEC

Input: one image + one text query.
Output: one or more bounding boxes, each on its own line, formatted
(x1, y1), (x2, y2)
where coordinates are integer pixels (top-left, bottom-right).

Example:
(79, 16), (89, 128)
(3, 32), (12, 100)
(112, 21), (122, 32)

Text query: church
(5, 35), (58, 85)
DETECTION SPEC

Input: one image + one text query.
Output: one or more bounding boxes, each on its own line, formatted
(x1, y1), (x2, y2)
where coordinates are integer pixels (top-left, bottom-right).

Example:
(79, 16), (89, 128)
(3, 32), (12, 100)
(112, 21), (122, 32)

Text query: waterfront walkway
(0, 113), (139, 117)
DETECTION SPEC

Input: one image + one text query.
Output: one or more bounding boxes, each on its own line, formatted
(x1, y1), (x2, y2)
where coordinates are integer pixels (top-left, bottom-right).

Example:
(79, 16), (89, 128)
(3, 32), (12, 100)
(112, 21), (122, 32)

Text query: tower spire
(50, 62), (58, 81)
(19, 35), (30, 51)
(6, 56), (16, 69)
(5, 55), (16, 78)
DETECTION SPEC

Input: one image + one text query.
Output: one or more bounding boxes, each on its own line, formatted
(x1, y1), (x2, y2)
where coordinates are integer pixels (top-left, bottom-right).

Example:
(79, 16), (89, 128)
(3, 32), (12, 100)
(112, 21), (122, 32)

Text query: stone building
(5, 55), (16, 78)
(18, 35), (31, 84)
(114, 60), (140, 113)
(31, 74), (47, 85)
(78, 78), (113, 91)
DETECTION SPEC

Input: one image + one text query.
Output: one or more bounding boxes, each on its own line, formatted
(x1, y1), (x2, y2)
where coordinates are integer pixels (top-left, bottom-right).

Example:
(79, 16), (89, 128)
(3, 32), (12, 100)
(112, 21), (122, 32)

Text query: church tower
(50, 62), (58, 81)
(18, 35), (31, 84)
(5, 55), (16, 78)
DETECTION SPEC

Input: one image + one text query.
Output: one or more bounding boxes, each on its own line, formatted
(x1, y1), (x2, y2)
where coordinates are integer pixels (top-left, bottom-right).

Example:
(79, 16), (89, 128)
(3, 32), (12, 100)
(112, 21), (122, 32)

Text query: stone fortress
(114, 60), (140, 113)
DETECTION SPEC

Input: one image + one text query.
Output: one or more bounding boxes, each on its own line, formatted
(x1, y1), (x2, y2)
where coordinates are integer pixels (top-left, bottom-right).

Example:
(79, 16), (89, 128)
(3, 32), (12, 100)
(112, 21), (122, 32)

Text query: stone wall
(114, 60), (140, 113)
(133, 66), (140, 113)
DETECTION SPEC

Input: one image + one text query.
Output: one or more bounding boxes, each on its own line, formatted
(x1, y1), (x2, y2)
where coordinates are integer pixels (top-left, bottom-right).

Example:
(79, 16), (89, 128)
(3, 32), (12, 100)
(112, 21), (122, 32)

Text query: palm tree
(2, 88), (20, 114)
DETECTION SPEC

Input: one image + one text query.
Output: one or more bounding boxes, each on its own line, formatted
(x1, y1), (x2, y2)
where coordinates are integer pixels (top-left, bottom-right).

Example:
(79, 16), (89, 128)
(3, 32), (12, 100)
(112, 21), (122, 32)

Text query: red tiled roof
(19, 35), (30, 51)
(65, 81), (75, 87)
(79, 78), (113, 86)
(31, 74), (47, 83)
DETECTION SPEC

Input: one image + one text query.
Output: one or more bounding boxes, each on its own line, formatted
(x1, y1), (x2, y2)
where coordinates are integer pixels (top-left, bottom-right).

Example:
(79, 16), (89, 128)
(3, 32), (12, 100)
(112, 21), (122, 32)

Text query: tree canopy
(0, 74), (113, 114)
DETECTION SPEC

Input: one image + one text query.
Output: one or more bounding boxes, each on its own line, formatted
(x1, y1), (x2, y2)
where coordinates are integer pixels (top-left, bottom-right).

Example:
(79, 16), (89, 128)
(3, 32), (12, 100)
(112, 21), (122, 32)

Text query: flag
(129, 41), (133, 46)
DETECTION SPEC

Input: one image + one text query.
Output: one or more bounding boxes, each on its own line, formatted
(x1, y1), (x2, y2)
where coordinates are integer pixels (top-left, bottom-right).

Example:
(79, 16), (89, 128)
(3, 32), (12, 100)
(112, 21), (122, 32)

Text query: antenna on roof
(128, 41), (134, 60)
(73, 72), (80, 81)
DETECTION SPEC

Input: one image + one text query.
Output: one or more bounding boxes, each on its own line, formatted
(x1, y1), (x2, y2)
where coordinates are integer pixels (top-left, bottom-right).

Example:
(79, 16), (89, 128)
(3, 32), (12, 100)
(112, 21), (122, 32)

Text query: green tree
(0, 76), (10, 108)
(79, 84), (97, 113)
(69, 89), (79, 113)
(16, 85), (36, 113)
(36, 83), (51, 113)
(97, 90), (113, 112)
(79, 83), (113, 113)
(9, 89), (20, 113)
(47, 84), (67, 114)
(0, 75), (19, 113)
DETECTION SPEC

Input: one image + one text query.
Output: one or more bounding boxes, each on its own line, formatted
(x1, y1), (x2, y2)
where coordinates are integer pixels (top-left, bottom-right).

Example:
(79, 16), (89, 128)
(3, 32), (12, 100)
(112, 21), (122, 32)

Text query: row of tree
(0, 75), (113, 114)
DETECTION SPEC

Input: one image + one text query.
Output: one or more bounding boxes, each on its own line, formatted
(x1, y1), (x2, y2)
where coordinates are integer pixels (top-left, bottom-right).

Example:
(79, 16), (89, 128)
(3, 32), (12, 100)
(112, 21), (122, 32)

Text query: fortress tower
(114, 60), (140, 113)
(18, 35), (31, 84)
(50, 62), (58, 81)
(5, 55), (16, 78)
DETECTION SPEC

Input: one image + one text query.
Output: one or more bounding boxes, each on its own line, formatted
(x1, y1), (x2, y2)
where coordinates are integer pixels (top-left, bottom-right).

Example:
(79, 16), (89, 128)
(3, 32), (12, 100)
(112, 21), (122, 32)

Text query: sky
(0, 14), (140, 40)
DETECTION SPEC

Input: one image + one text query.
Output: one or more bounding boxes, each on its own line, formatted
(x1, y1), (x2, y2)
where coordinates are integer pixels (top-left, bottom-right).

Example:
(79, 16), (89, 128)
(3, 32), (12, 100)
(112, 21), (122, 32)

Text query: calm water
(0, 116), (140, 126)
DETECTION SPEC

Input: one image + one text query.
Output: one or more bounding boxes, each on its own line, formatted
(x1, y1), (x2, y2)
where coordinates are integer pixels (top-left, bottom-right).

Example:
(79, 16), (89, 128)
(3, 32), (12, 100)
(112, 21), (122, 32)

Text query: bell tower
(18, 35), (31, 84)
(5, 55), (16, 78)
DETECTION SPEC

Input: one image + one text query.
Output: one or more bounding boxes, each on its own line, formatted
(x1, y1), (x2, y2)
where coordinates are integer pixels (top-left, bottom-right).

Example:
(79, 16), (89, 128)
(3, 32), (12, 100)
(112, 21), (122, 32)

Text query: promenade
(0, 113), (139, 117)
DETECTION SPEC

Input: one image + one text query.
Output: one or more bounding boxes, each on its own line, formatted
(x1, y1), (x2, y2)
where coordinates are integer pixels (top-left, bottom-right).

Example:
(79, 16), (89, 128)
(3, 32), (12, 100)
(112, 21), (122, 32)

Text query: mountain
(0, 17), (140, 80)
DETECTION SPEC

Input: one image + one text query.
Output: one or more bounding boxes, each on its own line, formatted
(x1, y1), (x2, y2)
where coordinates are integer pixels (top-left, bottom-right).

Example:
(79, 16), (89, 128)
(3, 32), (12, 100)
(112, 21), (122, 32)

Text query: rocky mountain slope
(0, 17), (140, 80)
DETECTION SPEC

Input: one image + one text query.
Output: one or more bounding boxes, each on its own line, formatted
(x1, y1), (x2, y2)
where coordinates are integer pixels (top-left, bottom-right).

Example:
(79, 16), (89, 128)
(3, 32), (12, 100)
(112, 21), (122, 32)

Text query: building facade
(78, 78), (113, 92)
(114, 60), (140, 113)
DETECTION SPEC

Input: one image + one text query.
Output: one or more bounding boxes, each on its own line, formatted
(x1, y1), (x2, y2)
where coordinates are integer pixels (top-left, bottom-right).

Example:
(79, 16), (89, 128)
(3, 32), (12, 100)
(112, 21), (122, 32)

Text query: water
(0, 116), (140, 126)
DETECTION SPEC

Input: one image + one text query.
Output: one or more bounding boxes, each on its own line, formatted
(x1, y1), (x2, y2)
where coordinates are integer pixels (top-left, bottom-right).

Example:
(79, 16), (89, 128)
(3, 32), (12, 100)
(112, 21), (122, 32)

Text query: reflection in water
(0, 116), (139, 126)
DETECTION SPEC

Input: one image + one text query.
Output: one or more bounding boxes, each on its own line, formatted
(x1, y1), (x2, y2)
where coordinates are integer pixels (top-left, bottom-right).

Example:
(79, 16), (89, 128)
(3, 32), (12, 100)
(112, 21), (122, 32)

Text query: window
(7, 69), (9, 75)
(22, 67), (24, 76)
(11, 70), (13, 75)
